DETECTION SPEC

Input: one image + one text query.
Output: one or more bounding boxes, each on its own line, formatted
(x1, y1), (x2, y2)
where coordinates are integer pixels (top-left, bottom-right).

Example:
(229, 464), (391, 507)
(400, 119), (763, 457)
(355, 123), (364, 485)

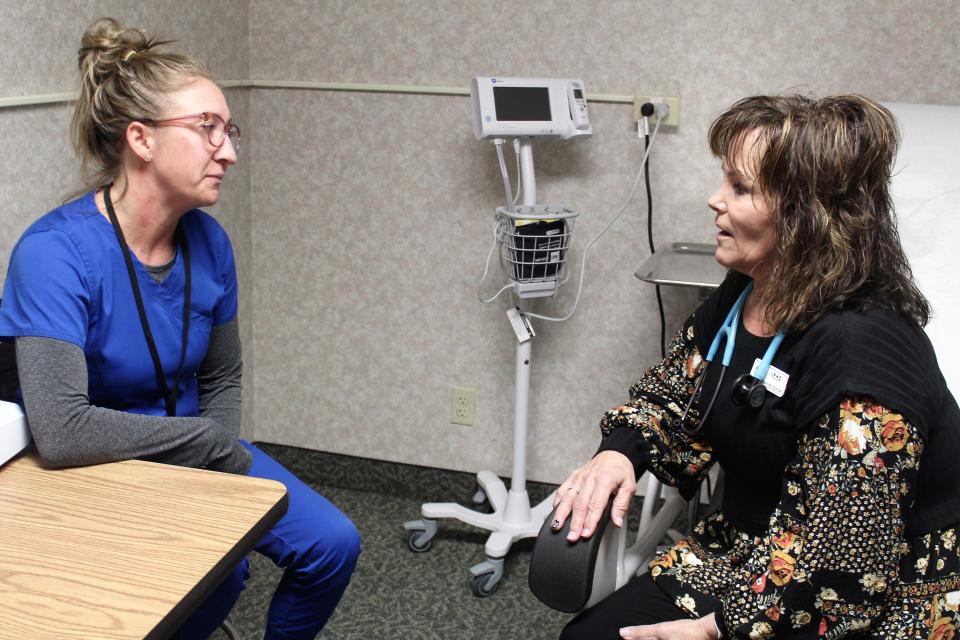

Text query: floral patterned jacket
(599, 311), (960, 639)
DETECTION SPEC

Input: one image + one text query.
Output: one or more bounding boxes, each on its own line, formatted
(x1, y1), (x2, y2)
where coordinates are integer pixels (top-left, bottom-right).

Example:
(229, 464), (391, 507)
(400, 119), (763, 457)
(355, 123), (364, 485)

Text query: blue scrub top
(0, 191), (239, 417)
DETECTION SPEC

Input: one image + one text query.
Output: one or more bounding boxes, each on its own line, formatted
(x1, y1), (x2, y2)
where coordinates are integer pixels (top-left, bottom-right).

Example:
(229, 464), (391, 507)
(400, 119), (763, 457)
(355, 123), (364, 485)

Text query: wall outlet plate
(451, 386), (475, 426)
(633, 95), (681, 129)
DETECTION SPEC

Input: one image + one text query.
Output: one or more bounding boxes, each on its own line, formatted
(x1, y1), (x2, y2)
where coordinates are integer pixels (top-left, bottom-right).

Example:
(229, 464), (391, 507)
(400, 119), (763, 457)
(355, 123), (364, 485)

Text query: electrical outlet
(633, 95), (681, 129)
(451, 386), (475, 426)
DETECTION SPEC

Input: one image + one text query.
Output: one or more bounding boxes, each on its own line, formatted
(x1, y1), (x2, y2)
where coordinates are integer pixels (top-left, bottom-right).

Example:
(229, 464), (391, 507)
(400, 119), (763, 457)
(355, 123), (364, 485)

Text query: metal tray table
(635, 243), (727, 296)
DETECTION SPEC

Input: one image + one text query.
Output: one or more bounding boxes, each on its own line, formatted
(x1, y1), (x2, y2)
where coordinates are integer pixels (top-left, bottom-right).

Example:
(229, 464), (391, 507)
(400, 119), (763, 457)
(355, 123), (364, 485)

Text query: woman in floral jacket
(552, 95), (960, 640)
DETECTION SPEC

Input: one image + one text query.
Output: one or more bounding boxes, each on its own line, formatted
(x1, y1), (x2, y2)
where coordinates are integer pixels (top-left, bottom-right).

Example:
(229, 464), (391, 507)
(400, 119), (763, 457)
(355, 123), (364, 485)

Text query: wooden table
(0, 451), (288, 639)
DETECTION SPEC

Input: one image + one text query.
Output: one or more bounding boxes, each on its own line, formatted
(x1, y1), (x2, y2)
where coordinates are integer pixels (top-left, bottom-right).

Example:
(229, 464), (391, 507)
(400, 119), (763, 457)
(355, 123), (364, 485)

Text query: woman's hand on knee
(619, 614), (720, 639)
(551, 451), (636, 542)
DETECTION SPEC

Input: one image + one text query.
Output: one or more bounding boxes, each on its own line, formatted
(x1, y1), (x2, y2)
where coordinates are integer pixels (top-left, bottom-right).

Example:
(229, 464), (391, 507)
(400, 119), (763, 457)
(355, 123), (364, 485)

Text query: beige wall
(2, 1), (958, 482)
(245, 0), (960, 483)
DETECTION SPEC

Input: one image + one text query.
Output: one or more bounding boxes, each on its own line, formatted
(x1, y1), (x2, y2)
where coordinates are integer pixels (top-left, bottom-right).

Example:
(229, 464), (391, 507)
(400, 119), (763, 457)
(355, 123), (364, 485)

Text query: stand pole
(519, 139), (536, 206)
(506, 138), (537, 517)
(510, 309), (531, 492)
(406, 138), (557, 595)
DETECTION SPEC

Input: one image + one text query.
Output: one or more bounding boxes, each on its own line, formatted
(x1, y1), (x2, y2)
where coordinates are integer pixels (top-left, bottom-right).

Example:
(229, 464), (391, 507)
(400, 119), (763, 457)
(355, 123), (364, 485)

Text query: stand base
(403, 469), (556, 596)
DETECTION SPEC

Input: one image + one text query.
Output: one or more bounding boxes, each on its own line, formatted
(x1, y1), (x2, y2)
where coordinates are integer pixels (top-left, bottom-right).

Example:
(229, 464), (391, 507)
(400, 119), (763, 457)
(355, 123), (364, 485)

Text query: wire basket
(496, 205), (578, 286)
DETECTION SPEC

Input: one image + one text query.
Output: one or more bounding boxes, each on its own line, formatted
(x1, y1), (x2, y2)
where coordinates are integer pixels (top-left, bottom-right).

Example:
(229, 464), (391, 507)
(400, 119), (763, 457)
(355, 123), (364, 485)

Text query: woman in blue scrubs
(0, 18), (359, 639)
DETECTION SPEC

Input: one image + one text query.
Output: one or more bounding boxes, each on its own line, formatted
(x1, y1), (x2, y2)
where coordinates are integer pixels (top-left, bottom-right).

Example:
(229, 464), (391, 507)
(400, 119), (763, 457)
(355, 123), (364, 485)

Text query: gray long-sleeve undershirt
(16, 319), (252, 474)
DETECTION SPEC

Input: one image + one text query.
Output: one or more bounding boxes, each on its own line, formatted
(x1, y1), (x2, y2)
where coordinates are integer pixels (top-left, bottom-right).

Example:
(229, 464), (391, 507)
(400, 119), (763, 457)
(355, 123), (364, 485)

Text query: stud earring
(144, 153), (153, 162)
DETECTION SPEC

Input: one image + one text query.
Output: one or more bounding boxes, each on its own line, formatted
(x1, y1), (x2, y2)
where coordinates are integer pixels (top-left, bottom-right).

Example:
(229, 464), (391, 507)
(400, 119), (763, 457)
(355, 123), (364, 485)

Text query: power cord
(523, 114), (664, 322)
(640, 106), (668, 359)
(477, 138), (518, 304)
(493, 138), (515, 214)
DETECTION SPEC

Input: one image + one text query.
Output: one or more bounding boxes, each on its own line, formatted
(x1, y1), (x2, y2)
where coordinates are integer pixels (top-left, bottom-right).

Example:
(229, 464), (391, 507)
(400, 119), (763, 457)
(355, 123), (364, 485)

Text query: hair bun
(78, 17), (154, 74)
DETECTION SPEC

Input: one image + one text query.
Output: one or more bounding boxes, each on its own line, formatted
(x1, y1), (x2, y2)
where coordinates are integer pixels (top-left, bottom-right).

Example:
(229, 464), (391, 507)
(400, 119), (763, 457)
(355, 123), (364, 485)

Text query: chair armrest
(528, 501), (617, 612)
(528, 471), (706, 612)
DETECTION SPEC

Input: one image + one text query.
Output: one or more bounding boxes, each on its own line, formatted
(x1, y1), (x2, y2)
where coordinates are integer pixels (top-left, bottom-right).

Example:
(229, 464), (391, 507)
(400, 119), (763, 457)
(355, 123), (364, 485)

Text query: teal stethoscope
(677, 280), (785, 434)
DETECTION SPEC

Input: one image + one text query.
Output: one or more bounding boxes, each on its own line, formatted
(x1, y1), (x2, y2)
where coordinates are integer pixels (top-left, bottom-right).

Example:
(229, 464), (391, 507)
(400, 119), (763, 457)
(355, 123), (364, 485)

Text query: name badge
(750, 359), (789, 397)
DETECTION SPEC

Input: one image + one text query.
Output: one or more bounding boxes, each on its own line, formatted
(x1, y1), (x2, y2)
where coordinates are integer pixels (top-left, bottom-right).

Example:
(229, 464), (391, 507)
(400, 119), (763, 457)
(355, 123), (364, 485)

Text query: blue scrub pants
(180, 441), (361, 639)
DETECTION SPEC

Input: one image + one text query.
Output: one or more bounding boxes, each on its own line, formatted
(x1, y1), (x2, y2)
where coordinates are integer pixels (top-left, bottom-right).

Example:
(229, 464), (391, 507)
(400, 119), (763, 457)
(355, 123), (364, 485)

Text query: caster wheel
(470, 484), (492, 513)
(407, 530), (433, 553)
(472, 571), (499, 597)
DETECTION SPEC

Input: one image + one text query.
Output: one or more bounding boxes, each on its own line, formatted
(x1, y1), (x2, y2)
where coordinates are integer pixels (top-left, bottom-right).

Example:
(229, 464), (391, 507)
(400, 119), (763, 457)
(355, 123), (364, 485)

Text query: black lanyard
(104, 184), (191, 417)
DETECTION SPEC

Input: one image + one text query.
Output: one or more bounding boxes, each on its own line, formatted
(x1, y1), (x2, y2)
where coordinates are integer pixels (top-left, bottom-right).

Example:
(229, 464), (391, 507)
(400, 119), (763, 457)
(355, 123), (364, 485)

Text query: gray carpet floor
(210, 442), (579, 640)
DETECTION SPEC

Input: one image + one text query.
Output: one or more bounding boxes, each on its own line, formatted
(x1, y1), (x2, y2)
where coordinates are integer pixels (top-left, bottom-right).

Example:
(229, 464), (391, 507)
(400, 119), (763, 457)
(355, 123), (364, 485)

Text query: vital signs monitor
(470, 77), (593, 140)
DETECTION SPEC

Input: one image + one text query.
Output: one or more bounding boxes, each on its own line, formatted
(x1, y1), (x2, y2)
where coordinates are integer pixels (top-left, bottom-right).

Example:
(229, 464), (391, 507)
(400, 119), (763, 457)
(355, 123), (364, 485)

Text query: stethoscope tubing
(676, 280), (784, 434)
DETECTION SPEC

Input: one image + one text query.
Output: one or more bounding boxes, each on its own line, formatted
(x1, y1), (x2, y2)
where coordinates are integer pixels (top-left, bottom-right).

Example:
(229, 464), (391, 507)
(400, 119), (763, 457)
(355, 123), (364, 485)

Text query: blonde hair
(708, 94), (929, 331)
(70, 17), (214, 190)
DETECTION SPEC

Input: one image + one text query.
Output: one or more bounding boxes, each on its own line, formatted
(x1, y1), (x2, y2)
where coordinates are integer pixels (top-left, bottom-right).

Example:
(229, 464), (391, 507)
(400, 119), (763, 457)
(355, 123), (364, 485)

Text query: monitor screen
(493, 86), (552, 121)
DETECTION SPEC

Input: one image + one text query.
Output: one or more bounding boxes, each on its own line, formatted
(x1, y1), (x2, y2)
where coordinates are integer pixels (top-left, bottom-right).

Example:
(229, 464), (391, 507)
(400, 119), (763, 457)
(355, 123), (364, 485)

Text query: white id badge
(750, 359), (789, 397)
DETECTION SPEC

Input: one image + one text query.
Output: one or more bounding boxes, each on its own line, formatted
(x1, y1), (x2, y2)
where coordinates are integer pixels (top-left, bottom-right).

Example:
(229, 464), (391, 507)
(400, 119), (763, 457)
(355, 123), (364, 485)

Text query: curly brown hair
(708, 94), (930, 331)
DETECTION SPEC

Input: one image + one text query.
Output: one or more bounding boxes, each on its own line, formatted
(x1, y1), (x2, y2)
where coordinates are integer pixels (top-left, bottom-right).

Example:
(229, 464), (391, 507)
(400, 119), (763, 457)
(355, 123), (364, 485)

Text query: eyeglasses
(144, 112), (241, 153)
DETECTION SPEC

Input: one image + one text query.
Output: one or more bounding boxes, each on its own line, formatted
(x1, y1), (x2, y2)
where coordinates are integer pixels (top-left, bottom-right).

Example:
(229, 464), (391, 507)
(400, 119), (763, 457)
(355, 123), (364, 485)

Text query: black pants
(559, 572), (715, 639)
